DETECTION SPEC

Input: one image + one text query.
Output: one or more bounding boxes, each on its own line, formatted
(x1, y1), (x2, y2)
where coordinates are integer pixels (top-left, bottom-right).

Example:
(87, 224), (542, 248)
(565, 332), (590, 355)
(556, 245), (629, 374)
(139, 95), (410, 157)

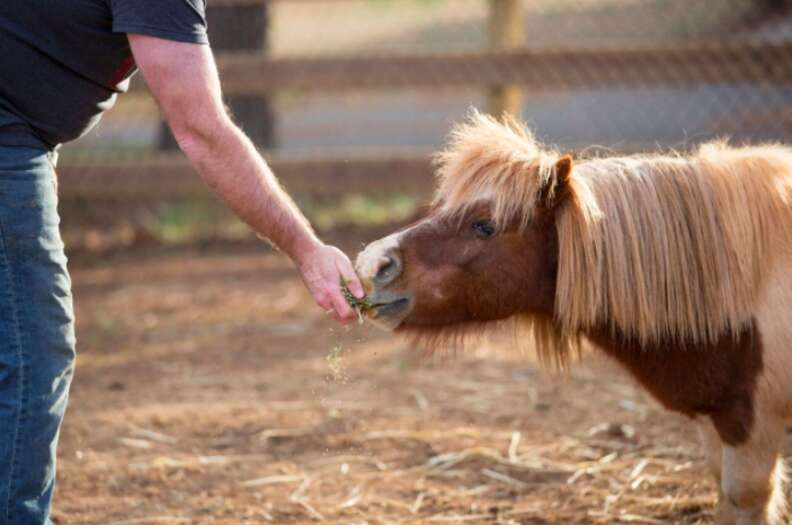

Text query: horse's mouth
(371, 297), (411, 317)
(366, 294), (413, 330)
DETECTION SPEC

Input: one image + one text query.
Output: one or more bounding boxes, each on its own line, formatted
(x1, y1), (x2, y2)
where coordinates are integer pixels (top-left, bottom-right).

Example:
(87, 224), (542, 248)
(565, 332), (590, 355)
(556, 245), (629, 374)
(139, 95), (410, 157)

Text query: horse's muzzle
(356, 235), (411, 329)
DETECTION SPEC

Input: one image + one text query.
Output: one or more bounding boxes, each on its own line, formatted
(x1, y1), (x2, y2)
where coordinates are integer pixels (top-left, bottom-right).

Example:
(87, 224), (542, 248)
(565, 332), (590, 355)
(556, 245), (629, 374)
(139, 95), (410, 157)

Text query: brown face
(355, 201), (560, 332)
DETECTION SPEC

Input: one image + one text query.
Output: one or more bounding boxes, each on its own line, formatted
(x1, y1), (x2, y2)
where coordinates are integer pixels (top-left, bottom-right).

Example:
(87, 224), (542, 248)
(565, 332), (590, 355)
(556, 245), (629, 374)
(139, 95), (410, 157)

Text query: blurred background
(55, 4), (792, 523)
(58, 0), (792, 253)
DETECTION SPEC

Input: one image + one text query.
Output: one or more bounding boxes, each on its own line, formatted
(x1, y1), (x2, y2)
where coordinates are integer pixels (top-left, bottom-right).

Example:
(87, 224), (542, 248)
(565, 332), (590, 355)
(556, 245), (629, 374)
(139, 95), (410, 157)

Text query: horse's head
(356, 112), (576, 335)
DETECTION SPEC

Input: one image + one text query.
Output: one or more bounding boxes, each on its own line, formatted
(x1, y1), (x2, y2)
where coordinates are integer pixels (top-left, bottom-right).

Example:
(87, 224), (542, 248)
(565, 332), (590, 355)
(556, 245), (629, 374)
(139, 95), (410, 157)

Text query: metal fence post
(488, 0), (524, 117)
(159, 1), (275, 150)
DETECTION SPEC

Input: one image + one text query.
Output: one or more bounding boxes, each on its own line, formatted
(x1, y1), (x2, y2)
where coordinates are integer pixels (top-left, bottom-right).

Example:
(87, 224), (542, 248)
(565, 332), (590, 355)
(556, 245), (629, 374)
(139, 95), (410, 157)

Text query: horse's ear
(556, 155), (573, 184)
(547, 154), (574, 207)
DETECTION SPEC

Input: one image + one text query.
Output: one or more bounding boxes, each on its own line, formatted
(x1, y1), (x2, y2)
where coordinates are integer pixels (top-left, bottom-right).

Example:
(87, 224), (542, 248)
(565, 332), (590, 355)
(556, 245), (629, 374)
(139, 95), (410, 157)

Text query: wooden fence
(59, 150), (434, 199)
(166, 42), (792, 94)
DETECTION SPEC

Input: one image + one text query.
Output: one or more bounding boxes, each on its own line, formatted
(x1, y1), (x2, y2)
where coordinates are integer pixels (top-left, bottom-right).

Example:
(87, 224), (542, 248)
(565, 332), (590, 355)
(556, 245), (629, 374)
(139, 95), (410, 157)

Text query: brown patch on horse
(586, 321), (763, 446)
(392, 201), (559, 325)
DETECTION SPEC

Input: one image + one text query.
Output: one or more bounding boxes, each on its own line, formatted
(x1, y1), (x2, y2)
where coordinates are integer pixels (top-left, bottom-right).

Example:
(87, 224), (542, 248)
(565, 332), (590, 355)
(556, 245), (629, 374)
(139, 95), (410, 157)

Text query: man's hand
(127, 34), (367, 326)
(297, 242), (365, 325)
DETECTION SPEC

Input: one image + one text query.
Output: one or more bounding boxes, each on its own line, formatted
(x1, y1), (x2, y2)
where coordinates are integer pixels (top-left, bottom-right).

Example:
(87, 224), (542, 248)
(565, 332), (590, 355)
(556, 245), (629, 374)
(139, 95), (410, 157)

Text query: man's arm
(127, 34), (363, 323)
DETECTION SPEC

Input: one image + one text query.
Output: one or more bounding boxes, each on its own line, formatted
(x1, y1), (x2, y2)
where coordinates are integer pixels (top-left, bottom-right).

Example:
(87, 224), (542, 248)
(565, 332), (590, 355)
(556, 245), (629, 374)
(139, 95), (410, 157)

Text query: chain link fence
(63, 0), (792, 159)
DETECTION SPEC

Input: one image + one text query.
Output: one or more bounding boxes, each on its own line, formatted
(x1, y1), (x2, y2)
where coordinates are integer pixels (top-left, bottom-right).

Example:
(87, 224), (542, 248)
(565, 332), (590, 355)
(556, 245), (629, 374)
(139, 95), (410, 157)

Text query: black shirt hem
(112, 23), (209, 45)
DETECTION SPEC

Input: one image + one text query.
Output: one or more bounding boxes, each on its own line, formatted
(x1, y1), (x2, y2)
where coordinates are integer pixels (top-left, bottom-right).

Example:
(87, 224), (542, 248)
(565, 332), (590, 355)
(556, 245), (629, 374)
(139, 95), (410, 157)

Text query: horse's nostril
(375, 257), (394, 280)
(374, 253), (402, 284)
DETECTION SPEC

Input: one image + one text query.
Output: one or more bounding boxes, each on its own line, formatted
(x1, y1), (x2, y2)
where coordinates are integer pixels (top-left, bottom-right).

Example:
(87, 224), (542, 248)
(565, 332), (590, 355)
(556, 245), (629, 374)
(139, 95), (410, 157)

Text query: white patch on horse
(355, 230), (404, 282)
(700, 241), (792, 524)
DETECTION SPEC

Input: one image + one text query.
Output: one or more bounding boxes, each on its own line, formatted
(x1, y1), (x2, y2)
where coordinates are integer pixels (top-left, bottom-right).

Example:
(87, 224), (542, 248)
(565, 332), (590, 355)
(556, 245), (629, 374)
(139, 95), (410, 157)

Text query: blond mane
(435, 111), (792, 358)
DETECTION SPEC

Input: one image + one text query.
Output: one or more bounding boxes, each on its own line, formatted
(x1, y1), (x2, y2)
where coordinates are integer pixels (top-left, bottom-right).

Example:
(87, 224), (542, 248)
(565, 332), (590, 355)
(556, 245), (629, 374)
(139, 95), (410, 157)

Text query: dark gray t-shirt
(0, 0), (208, 151)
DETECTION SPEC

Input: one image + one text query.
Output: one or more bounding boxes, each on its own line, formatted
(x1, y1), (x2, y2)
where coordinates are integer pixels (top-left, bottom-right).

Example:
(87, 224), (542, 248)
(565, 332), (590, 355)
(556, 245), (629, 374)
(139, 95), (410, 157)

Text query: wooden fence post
(487, 0), (524, 117)
(159, 2), (275, 150)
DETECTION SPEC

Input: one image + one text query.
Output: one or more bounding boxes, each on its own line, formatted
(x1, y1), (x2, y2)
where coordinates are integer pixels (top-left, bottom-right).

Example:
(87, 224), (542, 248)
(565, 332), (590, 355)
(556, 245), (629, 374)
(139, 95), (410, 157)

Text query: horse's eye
(472, 220), (495, 239)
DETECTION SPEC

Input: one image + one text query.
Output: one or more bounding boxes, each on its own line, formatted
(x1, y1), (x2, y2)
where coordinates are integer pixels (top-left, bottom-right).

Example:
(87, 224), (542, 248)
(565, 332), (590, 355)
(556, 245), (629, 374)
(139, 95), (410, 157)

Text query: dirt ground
(52, 242), (777, 525)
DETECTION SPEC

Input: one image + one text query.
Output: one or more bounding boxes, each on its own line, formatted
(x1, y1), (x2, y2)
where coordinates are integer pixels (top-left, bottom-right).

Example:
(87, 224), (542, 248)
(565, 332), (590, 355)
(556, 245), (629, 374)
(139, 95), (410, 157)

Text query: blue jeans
(0, 147), (75, 525)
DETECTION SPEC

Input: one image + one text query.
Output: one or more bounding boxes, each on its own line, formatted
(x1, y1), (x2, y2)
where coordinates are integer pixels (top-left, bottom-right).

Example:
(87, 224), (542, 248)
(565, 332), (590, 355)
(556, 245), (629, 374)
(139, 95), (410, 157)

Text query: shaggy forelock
(433, 110), (561, 231)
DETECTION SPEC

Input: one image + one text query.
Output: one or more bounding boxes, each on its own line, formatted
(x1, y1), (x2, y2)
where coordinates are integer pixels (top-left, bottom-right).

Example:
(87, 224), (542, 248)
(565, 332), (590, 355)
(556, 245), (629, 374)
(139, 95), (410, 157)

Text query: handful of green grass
(341, 278), (374, 322)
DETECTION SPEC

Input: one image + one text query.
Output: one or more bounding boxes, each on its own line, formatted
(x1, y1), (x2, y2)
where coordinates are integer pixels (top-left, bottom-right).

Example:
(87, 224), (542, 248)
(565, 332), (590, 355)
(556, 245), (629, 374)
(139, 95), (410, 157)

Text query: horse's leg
(720, 411), (786, 525)
(698, 421), (736, 524)
(739, 252), (792, 524)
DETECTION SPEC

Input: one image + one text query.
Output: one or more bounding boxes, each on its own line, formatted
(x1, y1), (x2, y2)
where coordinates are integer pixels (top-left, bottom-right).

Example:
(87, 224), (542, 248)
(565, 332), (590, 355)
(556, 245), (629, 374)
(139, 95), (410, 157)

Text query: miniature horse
(356, 112), (792, 525)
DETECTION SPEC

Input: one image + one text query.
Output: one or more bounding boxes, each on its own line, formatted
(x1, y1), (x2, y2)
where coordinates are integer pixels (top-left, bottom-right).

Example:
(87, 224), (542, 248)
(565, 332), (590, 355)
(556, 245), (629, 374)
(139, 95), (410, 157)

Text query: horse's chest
(585, 321), (763, 446)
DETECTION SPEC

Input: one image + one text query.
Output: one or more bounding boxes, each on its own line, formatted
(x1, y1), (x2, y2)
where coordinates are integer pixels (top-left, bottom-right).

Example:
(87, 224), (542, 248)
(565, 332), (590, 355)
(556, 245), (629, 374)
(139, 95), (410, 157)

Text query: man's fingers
(309, 279), (355, 325)
(337, 262), (365, 299)
(329, 288), (356, 322)
(345, 274), (365, 299)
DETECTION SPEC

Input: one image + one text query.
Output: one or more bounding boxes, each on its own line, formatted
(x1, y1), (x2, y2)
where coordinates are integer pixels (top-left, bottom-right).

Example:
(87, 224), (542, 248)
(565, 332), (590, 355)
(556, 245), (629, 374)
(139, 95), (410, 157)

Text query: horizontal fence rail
(130, 42), (792, 95)
(58, 151), (435, 199)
